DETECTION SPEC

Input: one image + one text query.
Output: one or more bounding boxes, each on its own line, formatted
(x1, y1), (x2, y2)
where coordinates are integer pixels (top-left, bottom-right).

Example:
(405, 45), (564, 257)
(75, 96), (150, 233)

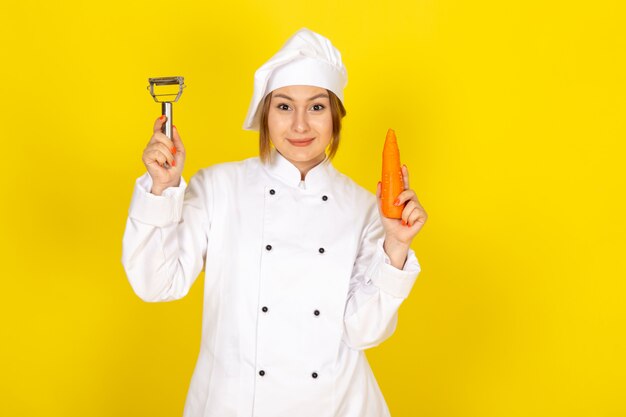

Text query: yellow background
(1, 0), (624, 416)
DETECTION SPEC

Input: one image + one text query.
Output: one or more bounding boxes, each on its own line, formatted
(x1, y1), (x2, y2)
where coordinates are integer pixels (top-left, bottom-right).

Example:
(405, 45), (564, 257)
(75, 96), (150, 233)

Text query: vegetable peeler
(147, 76), (186, 167)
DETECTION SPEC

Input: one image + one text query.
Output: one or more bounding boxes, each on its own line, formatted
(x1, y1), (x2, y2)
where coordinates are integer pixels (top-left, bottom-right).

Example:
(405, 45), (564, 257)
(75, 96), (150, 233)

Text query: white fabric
(242, 28), (348, 131)
(121, 148), (421, 417)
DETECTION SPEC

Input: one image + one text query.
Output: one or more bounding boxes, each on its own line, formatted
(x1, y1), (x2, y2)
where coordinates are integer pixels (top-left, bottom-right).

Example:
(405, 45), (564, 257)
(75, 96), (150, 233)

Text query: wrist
(383, 237), (410, 253)
(383, 238), (410, 269)
(150, 179), (181, 196)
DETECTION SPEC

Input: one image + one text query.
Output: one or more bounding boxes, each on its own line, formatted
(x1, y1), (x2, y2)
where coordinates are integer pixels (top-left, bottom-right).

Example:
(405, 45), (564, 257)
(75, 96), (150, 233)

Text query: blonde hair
(259, 89), (347, 164)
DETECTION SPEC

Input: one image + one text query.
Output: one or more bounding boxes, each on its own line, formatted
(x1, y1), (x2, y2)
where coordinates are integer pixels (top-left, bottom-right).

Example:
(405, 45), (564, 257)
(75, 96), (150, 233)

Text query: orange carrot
(381, 128), (404, 219)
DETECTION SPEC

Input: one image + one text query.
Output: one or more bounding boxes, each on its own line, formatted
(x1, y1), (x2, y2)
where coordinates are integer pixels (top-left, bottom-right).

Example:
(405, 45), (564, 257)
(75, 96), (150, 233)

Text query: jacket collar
(264, 147), (336, 190)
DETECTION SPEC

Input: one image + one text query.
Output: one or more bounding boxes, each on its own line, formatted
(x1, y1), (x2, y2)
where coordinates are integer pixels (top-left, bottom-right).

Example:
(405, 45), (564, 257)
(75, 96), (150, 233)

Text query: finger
(375, 181), (384, 216)
(402, 207), (419, 227)
(401, 164), (410, 190)
(146, 142), (174, 166)
(407, 208), (428, 227)
(154, 142), (175, 165)
(153, 115), (168, 134)
(394, 189), (418, 206)
(172, 125), (185, 155)
(150, 132), (175, 153)
(145, 148), (169, 168)
(401, 201), (418, 223)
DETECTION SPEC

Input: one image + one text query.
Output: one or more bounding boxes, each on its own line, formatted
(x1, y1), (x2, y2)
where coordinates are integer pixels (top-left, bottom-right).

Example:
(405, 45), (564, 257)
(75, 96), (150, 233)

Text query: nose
(292, 107), (310, 133)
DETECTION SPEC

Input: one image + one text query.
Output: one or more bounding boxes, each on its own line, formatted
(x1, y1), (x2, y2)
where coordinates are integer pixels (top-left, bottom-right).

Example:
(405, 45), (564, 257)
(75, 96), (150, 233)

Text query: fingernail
(173, 125), (176, 129)
(393, 198), (400, 206)
(160, 115), (165, 120)
(401, 219), (406, 226)
(171, 147), (177, 155)
(171, 159), (176, 167)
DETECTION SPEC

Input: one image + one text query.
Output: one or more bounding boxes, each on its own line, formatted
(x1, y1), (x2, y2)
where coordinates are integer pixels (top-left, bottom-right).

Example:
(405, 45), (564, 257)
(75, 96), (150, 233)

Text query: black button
(269, 189), (275, 195)
(266, 245), (272, 251)
(322, 195), (328, 201)
(318, 247), (325, 254)
(314, 310), (320, 316)
(312, 372), (318, 379)
(259, 370), (265, 376)
(262, 306), (268, 313)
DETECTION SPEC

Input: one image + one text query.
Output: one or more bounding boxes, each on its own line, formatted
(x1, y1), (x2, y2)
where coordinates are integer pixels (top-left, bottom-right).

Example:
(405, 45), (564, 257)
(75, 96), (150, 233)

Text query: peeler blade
(147, 76), (186, 103)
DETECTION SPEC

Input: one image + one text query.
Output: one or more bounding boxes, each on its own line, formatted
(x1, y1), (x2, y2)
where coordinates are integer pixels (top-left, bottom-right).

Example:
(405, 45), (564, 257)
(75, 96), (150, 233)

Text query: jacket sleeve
(121, 171), (212, 302)
(342, 205), (421, 350)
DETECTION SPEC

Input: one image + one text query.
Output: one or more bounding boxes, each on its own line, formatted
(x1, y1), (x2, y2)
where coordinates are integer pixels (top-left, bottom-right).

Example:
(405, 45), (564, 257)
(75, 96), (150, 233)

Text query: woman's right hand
(142, 115), (186, 195)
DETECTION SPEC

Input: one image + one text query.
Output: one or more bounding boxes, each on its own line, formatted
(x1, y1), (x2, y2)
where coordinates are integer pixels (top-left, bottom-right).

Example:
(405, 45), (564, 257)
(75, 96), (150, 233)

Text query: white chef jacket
(121, 147), (421, 417)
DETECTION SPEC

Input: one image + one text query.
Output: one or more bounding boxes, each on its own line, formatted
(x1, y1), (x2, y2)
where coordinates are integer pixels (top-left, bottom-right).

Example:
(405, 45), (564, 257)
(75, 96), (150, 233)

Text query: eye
(311, 104), (325, 111)
(276, 103), (290, 111)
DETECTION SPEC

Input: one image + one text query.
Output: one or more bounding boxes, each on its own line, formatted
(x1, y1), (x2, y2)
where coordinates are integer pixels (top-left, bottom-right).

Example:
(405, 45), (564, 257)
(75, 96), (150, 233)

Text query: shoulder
(192, 155), (261, 184)
(330, 167), (378, 216)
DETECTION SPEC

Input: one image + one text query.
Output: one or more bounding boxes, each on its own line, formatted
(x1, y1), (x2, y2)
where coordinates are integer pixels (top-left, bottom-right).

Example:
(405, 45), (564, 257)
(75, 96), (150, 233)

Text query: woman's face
(267, 85), (333, 172)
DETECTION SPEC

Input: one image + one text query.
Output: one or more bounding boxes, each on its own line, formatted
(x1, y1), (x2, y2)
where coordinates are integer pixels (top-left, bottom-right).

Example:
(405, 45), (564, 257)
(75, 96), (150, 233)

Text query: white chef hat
(242, 27), (348, 131)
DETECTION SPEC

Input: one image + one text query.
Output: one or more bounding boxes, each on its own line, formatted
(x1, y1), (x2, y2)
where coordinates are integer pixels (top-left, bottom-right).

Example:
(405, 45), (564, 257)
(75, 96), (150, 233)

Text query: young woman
(122, 28), (427, 417)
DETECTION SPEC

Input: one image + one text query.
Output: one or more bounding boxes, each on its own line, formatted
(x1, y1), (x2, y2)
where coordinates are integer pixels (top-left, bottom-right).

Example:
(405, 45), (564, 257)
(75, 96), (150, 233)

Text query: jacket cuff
(366, 237), (421, 298)
(128, 172), (188, 227)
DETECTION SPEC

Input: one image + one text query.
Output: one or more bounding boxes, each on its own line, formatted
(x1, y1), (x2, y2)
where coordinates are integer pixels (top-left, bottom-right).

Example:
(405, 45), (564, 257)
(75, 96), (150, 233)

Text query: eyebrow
(272, 93), (330, 101)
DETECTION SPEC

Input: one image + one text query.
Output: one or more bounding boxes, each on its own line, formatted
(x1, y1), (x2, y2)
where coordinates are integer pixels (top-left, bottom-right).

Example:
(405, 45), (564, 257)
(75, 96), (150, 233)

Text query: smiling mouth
(287, 138), (315, 146)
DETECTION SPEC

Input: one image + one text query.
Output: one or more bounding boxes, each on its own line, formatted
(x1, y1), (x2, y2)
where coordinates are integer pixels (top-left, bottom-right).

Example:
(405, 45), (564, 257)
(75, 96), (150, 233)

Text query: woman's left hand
(376, 164), (428, 250)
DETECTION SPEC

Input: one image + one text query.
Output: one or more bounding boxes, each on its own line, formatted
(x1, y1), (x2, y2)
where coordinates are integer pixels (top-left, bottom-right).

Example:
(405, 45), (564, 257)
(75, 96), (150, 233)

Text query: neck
(288, 153), (327, 180)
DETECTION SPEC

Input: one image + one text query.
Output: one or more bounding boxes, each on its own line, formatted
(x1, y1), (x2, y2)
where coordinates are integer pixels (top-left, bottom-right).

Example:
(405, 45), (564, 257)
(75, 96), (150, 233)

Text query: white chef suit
(121, 147), (421, 417)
